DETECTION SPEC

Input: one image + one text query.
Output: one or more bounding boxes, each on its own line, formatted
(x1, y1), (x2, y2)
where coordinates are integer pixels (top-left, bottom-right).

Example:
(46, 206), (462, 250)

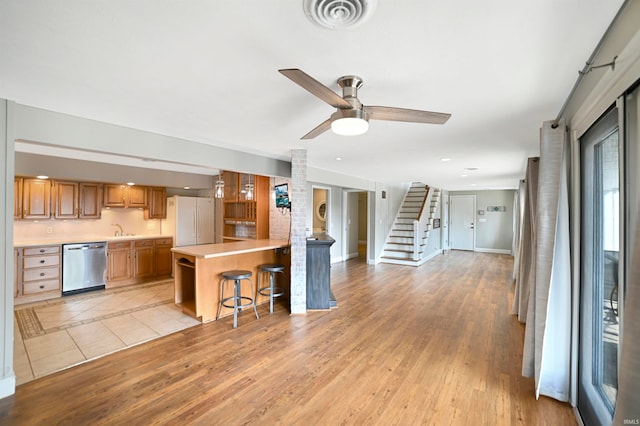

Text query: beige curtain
(512, 180), (525, 280)
(512, 159), (538, 321)
(519, 120), (572, 401)
(512, 157), (539, 322)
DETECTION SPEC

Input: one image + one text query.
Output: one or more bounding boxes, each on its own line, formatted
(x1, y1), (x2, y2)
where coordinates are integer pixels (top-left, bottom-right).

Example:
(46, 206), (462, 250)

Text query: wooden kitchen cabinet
(107, 240), (132, 284)
(133, 239), (155, 278)
(144, 187), (167, 219)
(103, 184), (148, 208)
(15, 245), (61, 304)
(14, 177), (23, 219)
(222, 172), (270, 240)
(78, 182), (103, 218)
(155, 237), (173, 276)
(21, 178), (51, 219)
(107, 237), (173, 287)
(53, 181), (79, 219)
(53, 181), (103, 219)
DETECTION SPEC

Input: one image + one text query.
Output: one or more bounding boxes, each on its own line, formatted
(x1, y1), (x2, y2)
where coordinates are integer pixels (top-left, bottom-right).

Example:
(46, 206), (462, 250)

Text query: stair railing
(412, 185), (431, 261)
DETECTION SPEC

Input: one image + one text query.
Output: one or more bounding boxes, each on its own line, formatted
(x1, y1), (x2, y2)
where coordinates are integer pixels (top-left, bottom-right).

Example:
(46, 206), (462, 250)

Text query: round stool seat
(222, 270), (252, 280)
(259, 264), (285, 273)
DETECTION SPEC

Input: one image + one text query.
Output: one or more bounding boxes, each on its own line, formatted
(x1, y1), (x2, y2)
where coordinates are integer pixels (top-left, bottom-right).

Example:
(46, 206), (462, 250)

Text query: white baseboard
(474, 248), (512, 255)
(0, 374), (16, 399)
(345, 252), (359, 260)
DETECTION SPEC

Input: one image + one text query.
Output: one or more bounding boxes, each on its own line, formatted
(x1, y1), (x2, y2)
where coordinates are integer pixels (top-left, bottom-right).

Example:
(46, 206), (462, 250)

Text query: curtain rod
(551, 0), (630, 128)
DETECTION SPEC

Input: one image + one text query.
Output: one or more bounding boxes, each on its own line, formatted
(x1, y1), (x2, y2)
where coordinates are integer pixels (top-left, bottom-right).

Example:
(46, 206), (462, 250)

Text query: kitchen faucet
(111, 223), (124, 236)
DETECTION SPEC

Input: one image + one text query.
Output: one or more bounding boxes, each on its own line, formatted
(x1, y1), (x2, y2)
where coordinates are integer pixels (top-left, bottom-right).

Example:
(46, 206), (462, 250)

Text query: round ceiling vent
(303, 0), (377, 30)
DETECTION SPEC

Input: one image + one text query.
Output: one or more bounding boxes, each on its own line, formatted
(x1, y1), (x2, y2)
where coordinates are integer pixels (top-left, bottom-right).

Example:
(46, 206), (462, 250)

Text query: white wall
(449, 189), (516, 253)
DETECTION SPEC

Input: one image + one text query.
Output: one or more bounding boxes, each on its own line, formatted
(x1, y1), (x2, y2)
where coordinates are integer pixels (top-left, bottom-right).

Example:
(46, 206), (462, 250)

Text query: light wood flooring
(0, 251), (577, 425)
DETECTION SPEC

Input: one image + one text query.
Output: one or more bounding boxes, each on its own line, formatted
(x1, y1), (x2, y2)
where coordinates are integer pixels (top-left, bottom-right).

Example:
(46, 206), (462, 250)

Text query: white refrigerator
(164, 196), (215, 247)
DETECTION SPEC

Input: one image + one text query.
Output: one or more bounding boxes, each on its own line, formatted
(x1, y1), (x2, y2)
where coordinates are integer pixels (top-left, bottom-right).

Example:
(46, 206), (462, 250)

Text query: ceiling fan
(279, 68), (451, 139)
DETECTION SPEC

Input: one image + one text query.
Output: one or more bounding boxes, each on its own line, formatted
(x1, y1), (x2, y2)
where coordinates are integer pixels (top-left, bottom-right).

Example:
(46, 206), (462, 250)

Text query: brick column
(290, 149), (307, 314)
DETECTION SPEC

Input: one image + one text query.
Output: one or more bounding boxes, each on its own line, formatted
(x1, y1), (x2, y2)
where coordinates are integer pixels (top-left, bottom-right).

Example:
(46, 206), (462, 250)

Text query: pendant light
(214, 173), (224, 199)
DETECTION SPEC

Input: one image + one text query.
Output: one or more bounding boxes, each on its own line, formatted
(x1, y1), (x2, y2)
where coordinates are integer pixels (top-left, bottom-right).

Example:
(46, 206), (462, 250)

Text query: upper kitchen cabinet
(79, 183), (103, 218)
(53, 181), (103, 219)
(144, 187), (167, 219)
(222, 172), (270, 240)
(103, 184), (148, 208)
(14, 177), (22, 219)
(20, 178), (51, 219)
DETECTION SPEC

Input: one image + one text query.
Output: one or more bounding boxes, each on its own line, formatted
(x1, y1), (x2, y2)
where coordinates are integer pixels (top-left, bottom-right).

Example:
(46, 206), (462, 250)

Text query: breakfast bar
(172, 239), (290, 322)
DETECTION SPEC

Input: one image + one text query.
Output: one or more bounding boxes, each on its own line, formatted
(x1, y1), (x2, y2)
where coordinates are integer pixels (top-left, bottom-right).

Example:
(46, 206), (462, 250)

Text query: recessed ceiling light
(440, 158), (451, 162)
(336, 157), (342, 161)
(127, 182), (135, 186)
(471, 183), (477, 186)
(184, 186), (191, 190)
(36, 175), (49, 179)
(461, 174), (468, 177)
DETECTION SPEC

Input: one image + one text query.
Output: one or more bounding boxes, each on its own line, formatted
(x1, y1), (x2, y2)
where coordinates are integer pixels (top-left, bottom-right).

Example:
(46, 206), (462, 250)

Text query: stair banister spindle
(413, 220), (420, 261)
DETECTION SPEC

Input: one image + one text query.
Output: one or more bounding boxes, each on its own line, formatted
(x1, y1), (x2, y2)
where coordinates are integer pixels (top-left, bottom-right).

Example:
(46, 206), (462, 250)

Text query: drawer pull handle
(40, 249), (45, 253)
(40, 272), (45, 276)
(39, 285), (45, 289)
(40, 260), (45, 264)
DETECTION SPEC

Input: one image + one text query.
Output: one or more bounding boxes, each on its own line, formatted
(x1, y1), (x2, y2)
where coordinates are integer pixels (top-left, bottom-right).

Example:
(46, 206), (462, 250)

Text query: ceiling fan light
(331, 117), (369, 135)
(330, 109), (369, 136)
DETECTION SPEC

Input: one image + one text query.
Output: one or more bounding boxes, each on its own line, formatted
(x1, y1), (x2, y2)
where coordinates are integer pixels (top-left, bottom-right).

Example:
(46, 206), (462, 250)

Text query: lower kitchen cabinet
(155, 238), (173, 276)
(133, 239), (155, 279)
(106, 237), (173, 288)
(15, 245), (62, 305)
(107, 240), (133, 284)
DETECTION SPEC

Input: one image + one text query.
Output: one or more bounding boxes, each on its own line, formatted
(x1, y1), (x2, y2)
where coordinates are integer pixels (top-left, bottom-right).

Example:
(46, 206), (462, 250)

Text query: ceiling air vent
(303, 0), (377, 30)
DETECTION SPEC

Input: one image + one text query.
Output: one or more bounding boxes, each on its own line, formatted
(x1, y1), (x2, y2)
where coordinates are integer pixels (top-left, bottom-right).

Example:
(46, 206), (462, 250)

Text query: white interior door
(449, 195), (475, 251)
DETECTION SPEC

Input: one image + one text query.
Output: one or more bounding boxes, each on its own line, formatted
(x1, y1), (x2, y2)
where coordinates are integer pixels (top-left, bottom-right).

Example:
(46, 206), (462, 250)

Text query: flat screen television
(274, 183), (290, 208)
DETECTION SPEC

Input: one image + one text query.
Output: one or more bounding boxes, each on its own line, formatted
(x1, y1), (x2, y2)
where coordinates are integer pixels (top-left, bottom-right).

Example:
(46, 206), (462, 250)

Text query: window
(579, 106), (620, 425)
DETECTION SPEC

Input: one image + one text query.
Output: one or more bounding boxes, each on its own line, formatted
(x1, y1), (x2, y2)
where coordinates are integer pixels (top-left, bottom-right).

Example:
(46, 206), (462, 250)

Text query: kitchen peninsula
(172, 239), (290, 322)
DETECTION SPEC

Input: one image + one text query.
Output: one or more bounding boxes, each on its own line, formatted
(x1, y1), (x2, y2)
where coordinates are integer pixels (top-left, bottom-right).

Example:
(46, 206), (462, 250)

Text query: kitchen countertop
(14, 234), (172, 248)
(172, 239), (289, 259)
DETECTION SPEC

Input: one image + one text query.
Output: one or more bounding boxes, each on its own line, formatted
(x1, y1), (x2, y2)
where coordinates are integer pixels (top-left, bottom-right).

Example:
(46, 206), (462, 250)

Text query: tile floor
(13, 280), (201, 386)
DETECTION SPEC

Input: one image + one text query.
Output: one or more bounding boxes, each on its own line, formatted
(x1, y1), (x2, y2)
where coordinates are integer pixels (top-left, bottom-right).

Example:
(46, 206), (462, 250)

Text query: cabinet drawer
(135, 239), (154, 248)
(23, 254), (60, 269)
(23, 246), (60, 256)
(108, 241), (132, 250)
(155, 238), (172, 246)
(23, 266), (60, 282)
(23, 279), (60, 294)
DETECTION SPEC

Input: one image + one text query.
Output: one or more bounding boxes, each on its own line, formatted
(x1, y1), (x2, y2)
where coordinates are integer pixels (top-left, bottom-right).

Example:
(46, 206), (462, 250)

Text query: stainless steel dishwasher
(62, 242), (107, 295)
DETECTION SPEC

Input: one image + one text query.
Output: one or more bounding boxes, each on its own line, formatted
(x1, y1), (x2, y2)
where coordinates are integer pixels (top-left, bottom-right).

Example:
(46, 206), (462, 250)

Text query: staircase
(380, 183), (441, 266)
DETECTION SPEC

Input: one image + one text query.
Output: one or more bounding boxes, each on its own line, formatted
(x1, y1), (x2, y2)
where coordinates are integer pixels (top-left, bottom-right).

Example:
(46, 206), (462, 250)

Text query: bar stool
(217, 270), (259, 328)
(256, 263), (285, 314)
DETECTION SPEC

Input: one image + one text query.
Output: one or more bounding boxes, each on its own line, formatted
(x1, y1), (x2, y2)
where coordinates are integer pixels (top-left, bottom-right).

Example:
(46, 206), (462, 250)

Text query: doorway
(312, 187), (329, 234)
(342, 190), (368, 261)
(449, 195), (475, 251)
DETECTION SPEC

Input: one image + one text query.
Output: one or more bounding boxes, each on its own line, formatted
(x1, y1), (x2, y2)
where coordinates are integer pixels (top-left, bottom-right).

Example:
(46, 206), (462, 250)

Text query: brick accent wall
(269, 176), (292, 241)
(290, 149), (307, 314)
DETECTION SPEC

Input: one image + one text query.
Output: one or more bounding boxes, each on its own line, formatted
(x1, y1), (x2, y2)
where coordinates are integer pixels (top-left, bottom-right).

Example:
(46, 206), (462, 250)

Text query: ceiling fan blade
(301, 118), (332, 140)
(364, 106), (451, 125)
(279, 69), (352, 109)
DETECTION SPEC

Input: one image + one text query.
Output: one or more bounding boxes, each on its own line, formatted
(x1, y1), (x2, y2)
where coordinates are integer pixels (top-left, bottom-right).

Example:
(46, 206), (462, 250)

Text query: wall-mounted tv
(275, 183), (290, 208)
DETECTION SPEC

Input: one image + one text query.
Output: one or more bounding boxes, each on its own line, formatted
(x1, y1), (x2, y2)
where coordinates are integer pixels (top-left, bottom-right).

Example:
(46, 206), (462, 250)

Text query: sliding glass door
(579, 106), (620, 426)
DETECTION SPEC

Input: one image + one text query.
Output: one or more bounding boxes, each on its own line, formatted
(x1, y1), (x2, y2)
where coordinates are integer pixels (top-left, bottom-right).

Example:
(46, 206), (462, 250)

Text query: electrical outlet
(46, 227), (53, 234)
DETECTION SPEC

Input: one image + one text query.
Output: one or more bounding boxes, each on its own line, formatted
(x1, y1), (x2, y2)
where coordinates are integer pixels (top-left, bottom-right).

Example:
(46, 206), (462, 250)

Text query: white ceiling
(0, 1), (625, 190)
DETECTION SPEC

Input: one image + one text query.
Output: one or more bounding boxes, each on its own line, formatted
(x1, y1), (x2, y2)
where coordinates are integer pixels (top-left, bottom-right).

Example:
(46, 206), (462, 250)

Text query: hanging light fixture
(244, 175), (254, 200)
(214, 173), (224, 199)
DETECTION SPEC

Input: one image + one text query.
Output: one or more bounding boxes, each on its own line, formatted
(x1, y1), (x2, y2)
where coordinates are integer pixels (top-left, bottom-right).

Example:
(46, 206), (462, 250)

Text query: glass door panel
(580, 106), (620, 426)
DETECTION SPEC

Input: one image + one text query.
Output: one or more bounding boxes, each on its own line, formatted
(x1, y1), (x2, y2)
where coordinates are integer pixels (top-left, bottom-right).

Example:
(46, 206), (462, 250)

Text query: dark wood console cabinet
(306, 234), (336, 310)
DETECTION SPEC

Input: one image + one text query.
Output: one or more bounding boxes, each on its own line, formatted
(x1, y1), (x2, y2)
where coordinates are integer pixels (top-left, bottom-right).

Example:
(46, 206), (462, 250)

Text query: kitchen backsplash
(14, 209), (163, 242)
